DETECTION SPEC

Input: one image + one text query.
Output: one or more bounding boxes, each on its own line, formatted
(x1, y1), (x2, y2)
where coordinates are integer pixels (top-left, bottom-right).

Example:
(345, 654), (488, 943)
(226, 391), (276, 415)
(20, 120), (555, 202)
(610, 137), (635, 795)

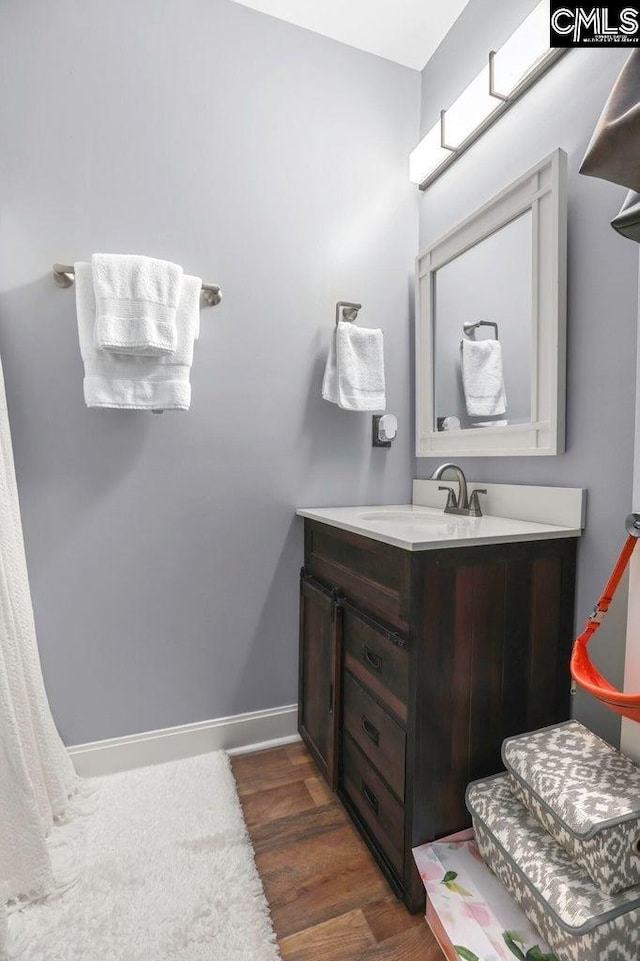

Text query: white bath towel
(322, 321), (386, 412)
(461, 339), (507, 417)
(91, 254), (183, 356)
(75, 262), (201, 410)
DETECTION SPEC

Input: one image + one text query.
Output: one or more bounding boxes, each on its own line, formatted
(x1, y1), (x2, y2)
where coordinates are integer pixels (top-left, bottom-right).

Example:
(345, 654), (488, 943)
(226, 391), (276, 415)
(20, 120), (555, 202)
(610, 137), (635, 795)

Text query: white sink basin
(358, 509), (447, 525)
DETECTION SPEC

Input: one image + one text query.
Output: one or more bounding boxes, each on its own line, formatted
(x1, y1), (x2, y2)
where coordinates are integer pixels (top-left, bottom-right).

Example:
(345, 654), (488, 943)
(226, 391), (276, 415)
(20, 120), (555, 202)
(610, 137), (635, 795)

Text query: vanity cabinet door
(298, 573), (342, 789)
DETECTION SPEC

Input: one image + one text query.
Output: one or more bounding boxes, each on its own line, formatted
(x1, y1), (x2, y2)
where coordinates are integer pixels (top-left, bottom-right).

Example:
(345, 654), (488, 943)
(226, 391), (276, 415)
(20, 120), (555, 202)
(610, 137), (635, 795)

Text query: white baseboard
(69, 704), (300, 777)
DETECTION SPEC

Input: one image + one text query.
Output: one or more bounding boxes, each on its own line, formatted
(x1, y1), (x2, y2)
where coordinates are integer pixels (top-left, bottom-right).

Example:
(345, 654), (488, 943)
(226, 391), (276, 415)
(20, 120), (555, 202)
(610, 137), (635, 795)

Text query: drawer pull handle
(363, 645), (382, 672)
(361, 780), (379, 815)
(361, 714), (380, 746)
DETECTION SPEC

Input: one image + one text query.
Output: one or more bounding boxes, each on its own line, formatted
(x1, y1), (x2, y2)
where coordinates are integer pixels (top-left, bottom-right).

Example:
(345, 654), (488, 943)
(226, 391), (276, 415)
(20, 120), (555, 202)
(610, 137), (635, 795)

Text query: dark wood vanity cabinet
(298, 577), (342, 789)
(298, 519), (577, 911)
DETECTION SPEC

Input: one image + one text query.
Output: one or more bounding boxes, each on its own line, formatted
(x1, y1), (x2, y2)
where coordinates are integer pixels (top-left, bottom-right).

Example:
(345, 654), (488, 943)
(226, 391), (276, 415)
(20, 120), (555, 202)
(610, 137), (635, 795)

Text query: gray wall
(0, 0), (419, 744)
(2, 0), (633, 751)
(417, 1), (638, 745)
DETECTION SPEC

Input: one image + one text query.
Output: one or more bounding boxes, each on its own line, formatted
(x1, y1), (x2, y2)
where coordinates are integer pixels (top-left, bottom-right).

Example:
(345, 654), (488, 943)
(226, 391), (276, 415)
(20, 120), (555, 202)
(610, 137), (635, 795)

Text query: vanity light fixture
(410, 0), (566, 189)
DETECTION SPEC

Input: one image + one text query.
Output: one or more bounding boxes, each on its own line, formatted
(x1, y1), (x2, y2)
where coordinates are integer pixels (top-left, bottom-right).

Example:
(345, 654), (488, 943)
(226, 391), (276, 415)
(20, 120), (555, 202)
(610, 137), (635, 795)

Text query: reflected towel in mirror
(461, 339), (507, 417)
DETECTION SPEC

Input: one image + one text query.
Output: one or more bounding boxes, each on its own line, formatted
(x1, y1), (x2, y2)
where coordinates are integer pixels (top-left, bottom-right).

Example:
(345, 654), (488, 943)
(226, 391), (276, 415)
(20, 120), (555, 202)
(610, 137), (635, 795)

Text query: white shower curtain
(0, 352), (80, 959)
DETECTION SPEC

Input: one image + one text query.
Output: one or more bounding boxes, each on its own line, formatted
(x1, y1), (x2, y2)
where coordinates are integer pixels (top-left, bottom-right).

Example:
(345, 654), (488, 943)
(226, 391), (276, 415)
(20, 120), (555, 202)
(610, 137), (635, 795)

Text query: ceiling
(228, 0), (470, 71)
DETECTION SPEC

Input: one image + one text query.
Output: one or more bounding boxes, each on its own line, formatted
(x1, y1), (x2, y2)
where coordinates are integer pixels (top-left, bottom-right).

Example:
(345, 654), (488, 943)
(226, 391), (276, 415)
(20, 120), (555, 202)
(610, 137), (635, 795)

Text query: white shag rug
(13, 752), (280, 961)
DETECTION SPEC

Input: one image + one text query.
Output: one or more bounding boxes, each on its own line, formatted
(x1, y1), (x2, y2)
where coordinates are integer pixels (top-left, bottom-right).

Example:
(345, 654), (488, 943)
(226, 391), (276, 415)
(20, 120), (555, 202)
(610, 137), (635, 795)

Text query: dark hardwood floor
(231, 741), (444, 961)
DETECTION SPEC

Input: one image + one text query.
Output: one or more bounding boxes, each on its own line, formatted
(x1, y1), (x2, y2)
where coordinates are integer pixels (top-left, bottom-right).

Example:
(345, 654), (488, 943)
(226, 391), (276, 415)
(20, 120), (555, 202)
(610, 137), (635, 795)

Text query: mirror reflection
(433, 211), (532, 431)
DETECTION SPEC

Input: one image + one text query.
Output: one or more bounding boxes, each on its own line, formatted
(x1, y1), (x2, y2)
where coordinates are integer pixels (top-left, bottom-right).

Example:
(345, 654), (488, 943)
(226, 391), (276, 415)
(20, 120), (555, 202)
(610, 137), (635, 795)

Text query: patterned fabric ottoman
(503, 720), (640, 895)
(466, 774), (640, 961)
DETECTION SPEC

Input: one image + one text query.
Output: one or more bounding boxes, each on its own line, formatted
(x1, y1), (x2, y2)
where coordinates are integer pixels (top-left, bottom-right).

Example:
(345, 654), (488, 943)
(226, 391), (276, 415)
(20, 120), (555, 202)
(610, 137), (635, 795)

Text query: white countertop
(295, 504), (583, 552)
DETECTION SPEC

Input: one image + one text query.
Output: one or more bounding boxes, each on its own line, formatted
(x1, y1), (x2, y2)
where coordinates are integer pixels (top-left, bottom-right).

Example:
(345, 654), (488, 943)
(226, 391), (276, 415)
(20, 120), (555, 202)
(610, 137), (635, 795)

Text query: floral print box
(413, 831), (558, 961)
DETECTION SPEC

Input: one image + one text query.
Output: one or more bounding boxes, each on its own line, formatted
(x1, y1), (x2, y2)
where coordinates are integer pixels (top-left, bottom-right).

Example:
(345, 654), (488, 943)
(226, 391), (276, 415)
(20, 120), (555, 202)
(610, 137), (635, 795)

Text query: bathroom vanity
(296, 482), (583, 911)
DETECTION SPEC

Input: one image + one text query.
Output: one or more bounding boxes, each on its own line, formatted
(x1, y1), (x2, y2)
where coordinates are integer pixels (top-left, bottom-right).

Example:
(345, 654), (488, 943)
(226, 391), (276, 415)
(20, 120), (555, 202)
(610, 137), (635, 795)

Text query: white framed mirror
(416, 149), (567, 457)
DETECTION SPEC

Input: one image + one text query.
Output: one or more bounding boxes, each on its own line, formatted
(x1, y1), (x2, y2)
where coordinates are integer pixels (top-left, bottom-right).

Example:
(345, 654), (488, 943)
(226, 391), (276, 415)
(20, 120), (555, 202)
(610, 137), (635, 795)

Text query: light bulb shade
(408, 0), (562, 189)
(444, 65), (501, 148)
(409, 120), (451, 185)
(492, 0), (551, 96)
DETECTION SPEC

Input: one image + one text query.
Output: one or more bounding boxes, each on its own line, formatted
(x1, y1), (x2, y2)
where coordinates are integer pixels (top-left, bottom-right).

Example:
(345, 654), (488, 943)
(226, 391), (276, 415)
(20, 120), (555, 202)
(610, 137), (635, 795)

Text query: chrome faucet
(430, 463), (486, 517)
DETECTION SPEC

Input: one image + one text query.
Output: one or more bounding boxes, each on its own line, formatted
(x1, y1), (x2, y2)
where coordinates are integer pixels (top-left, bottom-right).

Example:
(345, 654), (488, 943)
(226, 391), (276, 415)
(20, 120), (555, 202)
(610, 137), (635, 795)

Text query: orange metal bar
(570, 532), (640, 723)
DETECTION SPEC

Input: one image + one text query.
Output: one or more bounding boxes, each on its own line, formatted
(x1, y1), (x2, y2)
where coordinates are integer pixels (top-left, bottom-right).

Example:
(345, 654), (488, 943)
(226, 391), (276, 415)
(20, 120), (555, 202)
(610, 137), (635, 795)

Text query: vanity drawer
(342, 733), (405, 876)
(343, 670), (406, 801)
(342, 604), (408, 723)
(304, 521), (410, 631)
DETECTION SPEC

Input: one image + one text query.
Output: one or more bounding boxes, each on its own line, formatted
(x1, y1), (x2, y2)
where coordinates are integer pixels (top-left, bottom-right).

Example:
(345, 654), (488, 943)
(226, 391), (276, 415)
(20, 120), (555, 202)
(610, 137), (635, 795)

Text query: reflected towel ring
(463, 320), (499, 340)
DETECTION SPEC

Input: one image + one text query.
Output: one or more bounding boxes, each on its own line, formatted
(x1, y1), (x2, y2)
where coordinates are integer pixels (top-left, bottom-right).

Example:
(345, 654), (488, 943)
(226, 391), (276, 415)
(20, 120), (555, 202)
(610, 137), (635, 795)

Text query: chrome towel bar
(52, 263), (222, 307)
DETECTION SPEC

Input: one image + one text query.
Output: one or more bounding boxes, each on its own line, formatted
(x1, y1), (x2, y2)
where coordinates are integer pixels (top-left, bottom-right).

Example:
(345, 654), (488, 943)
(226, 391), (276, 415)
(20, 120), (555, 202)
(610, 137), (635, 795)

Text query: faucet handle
(438, 485), (458, 510)
(468, 488), (487, 516)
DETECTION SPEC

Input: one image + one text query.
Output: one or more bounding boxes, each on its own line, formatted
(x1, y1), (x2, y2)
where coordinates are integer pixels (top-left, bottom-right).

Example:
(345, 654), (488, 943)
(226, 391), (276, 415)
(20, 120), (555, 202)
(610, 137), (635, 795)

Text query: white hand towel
(75, 262), (201, 410)
(321, 329), (340, 404)
(461, 339), (507, 417)
(322, 321), (385, 412)
(91, 253), (183, 356)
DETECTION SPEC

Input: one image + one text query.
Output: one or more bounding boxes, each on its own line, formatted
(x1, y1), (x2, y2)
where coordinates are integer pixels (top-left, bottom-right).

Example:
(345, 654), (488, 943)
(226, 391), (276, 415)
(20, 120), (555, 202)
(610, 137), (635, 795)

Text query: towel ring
(335, 301), (362, 326)
(463, 320), (499, 340)
(52, 264), (222, 307)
